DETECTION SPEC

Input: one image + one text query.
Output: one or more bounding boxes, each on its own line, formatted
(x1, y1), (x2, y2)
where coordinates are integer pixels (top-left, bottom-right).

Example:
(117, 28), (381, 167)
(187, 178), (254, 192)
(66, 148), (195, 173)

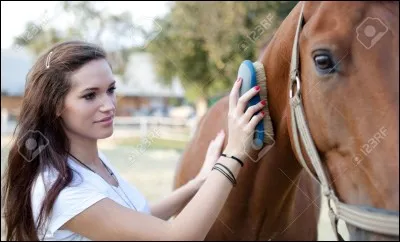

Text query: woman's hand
(195, 130), (226, 182)
(223, 77), (267, 163)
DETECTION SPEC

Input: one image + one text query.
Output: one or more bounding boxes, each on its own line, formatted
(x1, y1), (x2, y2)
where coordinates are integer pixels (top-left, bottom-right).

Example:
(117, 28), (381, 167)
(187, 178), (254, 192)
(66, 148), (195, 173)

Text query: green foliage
(147, 1), (298, 101)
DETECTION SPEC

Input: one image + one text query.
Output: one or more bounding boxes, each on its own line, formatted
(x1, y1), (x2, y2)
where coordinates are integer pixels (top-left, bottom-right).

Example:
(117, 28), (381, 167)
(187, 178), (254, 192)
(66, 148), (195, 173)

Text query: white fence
(1, 110), (197, 142)
(112, 116), (197, 141)
(114, 116), (190, 127)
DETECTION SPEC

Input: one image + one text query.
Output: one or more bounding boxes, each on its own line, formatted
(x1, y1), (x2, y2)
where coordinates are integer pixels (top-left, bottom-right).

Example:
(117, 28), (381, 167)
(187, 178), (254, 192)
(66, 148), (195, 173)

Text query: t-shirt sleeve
(32, 170), (108, 236)
(48, 183), (107, 234)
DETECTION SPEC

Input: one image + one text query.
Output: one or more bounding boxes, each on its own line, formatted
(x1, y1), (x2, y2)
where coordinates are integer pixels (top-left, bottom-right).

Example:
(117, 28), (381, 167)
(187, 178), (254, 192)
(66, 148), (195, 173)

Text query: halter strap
(288, 2), (399, 240)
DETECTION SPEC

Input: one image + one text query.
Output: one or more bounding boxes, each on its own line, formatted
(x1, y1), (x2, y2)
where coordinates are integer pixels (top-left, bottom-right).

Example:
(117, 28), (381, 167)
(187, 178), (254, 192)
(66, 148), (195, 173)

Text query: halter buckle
(289, 75), (301, 98)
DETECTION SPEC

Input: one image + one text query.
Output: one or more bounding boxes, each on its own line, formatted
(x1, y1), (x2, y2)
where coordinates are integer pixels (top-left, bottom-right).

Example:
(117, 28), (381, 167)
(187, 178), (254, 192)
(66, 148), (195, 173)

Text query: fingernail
(236, 77), (241, 82)
(255, 86), (260, 91)
(261, 111), (265, 116)
(261, 100), (266, 105)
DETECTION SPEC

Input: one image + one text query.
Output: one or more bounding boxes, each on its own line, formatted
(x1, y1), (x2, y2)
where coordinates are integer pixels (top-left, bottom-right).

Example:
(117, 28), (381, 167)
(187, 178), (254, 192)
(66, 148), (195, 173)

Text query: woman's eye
(108, 87), (116, 94)
(83, 93), (96, 100)
(83, 87), (116, 100)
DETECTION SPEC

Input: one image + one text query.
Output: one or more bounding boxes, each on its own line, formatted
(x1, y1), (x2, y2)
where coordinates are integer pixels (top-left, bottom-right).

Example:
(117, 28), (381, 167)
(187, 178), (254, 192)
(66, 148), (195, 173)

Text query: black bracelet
(213, 166), (234, 185)
(212, 166), (236, 187)
(213, 167), (236, 187)
(221, 154), (244, 167)
(214, 163), (236, 184)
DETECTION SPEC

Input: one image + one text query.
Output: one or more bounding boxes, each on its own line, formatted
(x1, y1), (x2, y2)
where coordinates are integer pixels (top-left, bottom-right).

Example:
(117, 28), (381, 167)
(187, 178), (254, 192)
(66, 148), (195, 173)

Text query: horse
(173, 1), (399, 241)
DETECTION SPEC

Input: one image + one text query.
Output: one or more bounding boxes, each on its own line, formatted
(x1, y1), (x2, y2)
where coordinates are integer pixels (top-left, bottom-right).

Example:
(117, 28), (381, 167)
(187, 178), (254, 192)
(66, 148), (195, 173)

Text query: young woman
(1, 40), (268, 241)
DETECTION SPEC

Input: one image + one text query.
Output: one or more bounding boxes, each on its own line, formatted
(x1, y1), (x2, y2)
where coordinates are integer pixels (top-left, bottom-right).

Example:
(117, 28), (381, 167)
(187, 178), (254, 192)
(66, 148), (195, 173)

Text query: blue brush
(237, 60), (275, 150)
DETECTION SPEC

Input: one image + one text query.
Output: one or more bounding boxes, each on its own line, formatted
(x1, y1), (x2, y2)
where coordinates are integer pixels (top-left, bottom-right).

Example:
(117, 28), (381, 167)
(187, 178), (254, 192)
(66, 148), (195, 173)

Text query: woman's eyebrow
(79, 80), (116, 93)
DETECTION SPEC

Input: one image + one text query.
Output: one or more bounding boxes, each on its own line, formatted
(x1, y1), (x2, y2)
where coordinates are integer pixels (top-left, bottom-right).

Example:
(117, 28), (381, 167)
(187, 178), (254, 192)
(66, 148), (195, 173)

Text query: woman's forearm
(169, 155), (242, 240)
(149, 177), (205, 220)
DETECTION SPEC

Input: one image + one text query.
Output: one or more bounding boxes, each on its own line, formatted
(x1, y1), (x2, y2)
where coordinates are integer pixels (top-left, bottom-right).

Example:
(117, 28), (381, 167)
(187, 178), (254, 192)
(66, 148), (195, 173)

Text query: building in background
(1, 49), (32, 119)
(1, 49), (192, 134)
(114, 52), (188, 117)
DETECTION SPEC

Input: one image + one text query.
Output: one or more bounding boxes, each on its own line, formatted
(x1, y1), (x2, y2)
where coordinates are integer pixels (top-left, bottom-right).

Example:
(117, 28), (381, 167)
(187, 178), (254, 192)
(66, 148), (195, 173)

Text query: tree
(11, 1), (140, 80)
(10, 1), (298, 107)
(147, 1), (298, 105)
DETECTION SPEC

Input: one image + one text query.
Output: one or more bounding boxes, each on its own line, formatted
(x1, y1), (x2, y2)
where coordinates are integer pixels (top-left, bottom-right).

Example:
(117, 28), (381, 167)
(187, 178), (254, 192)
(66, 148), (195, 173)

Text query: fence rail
(1, 113), (197, 142)
(114, 116), (190, 127)
(112, 116), (196, 141)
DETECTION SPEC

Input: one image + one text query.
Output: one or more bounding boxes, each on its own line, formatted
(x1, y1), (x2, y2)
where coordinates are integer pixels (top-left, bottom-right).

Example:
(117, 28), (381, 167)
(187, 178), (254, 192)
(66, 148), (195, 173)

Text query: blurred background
(1, 1), (348, 240)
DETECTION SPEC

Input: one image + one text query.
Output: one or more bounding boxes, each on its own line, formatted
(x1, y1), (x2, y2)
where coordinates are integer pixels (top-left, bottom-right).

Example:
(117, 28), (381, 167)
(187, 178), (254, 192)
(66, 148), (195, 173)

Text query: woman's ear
(55, 103), (64, 118)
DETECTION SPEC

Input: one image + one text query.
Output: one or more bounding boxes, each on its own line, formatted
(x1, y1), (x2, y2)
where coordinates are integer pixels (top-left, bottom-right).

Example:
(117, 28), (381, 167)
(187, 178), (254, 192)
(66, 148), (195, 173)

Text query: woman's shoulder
(32, 151), (114, 195)
(31, 158), (109, 213)
(31, 156), (109, 203)
(31, 165), (109, 240)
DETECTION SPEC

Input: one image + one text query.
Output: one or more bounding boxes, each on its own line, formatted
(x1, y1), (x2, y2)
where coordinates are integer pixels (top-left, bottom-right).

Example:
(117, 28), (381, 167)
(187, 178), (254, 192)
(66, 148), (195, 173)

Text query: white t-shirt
(31, 151), (151, 241)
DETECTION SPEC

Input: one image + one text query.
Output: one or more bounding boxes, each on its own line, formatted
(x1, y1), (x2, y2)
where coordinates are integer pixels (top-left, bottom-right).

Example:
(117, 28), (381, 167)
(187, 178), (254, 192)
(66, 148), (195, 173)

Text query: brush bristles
(253, 61), (275, 145)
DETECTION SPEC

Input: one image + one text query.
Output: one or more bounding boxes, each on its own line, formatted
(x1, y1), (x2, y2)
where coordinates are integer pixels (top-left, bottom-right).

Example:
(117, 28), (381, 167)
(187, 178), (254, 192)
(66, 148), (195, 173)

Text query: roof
(115, 52), (185, 98)
(1, 48), (185, 98)
(1, 48), (34, 96)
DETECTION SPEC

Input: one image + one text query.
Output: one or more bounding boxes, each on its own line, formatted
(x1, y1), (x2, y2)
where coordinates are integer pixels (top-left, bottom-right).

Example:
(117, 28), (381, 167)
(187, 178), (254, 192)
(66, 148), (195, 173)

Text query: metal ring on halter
(289, 75), (301, 98)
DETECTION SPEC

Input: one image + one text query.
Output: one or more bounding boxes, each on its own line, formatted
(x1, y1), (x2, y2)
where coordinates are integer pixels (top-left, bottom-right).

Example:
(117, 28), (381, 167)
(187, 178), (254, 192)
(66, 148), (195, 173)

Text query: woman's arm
(61, 155), (243, 241)
(149, 177), (205, 220)
(150, 128), (227, 221)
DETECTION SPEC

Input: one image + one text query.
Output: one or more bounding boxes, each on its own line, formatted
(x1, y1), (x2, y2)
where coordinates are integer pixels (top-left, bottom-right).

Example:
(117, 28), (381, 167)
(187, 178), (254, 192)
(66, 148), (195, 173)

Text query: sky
(1, 1), (172, 49)
(1, 1), (175, 96)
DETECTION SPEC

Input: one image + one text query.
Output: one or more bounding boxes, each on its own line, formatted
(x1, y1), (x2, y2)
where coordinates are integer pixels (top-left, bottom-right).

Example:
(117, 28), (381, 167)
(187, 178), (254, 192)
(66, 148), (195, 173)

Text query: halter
(289, 2), (399, 240)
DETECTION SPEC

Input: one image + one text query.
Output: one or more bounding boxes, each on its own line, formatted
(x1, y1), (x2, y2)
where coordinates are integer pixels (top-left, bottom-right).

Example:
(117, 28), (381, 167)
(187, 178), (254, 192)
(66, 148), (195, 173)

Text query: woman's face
(60, 58), (116, 140)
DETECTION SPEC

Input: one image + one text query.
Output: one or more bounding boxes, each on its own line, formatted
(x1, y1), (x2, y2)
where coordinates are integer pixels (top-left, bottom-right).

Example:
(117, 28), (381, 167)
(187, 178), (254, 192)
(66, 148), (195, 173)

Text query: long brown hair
(1, 41), (108, 240)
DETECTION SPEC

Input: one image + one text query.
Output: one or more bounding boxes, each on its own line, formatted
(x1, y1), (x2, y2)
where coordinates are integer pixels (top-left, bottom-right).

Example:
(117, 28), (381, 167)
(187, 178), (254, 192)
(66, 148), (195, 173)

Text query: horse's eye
(314, 55), (335, 71)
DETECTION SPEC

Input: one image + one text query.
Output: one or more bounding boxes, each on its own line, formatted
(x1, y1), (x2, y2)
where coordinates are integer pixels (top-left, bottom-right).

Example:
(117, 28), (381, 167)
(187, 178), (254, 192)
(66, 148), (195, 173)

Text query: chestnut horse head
(173, 2), (398, 240)
(264, 1), (398, 240)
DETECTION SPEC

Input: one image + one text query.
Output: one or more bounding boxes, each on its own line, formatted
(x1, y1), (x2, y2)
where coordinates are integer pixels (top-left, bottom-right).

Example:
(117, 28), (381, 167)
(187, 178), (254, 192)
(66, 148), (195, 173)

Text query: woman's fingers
(236, 86), (261, 116)
(214, 130), (225, 146)
(229, 77), (242, 115)
(240, 100), (266, 124)
(207, 131), (225, 153)
(246, 111), (265, 132)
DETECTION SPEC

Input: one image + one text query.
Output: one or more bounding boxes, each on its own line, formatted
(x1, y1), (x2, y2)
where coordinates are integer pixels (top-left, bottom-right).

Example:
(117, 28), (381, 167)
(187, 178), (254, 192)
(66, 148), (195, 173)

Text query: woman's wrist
(191, 176), (206, 189)
(222, 145), (248, 164)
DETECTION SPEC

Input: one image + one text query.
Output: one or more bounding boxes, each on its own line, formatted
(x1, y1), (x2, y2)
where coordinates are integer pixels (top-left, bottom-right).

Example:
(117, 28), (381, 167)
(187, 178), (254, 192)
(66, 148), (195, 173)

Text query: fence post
(140, 117), (148, 139)
(1, 108), (9, 134)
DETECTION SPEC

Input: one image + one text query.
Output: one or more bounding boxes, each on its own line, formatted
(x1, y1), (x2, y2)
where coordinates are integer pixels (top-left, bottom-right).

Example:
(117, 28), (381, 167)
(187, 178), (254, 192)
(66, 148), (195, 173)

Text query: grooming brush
(237, 60), (275, 150)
